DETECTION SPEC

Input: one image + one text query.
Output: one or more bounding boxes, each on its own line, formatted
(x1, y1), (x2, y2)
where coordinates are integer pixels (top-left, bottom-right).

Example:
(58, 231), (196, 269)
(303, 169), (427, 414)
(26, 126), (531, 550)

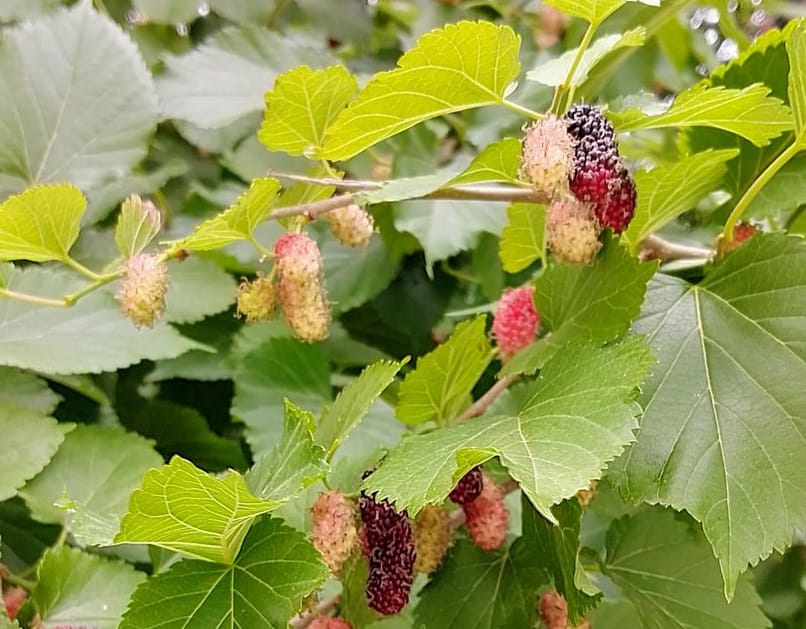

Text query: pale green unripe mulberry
(117, 252), (169, 328)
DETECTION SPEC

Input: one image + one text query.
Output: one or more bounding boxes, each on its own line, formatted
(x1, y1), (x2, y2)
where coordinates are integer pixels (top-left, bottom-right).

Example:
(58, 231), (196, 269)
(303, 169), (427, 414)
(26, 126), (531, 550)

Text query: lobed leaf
(614, 234), (806, 597)
(364, 337), (653, 520)
(0, 3), (159, 197)
(119, 516), (327, 629)
(259, 65), (358, 157)
(116, 456), (277, 564)
(0, 184), (85, 263)
(604, 509), (771, 628)
(396, 316), (492, 426)
(621, 149), (740, 252)
(609, 84), (793, 147)
(321, 21), (521, 160)
(31, 546), (145, 629)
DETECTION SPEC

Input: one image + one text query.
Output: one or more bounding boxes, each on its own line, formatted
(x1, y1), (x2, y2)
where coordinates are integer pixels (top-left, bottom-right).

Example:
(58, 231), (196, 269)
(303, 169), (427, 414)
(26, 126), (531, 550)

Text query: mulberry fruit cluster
(563, 104), (636, 234)
(310, 491), (359, 576)
(449, 466), (483, 505)
(117, 252), (169, 328)
(359, 483), (416, 615)
(235, 273), (276, 322)
(412, 505), (453, 574)
(325, 204), (375, 247)
(274, 232), (331, 342)
(462, 472), (508, 551)
(492, 285), (540, 361)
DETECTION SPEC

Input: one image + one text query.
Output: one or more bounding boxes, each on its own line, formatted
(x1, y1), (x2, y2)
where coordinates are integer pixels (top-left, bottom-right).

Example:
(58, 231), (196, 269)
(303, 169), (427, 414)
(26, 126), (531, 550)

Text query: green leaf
(609, 84), (793, 147)
(364, 337), (653, 520)
(526, 28), (646, 87)
(0, 3), (159, 197)
(246, 399), (328, 501)
(119, 516), (327, 629)
(414, 538), (544, 629)
(164, 257), (237, 324)
(397, 316), (492, 426)
(499, 202), (546, 273)
(114, 195), (161, 258)
(131, 0), (200, 24)
(603, 509), (771, 628)
(341, 554), (381, 628)
(259, 65), (358, 157)
(0, 409), (71, 502)
(448, 138), (523, 186)
(544, 0), (657, 24)
(502, 239), (656, 376)
(357, 173), (458, 205)
(0, 498), (60, 571)
(316, 359), (405, 456)
(173, 177), (281, 251)
(156, 25), (335, 129)
(31, 546), (145, 629)
(322, 21), (521, 160)
(621, 149), (740, 252)
(0, 266), (202, 374)
(521, 498), (600, 623)
(232, 337), (332, 456)
(788, 20), (806, 142)
(19, 425), (161, 533)
(0, 367), (61, 416)
(395, 197), (508, 272)
(614, 234), (806, 597)
(0, 184), (85, 262)
(116, 455), (277, 564)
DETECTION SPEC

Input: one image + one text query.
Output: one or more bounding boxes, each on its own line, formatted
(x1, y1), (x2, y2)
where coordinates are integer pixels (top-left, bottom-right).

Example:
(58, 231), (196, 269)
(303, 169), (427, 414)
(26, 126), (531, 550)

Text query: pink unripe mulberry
(235, 273), (276, 322)
(274, 232), (331, 342)
(117, 252), (169, 328)
(325, 204), (374, 247)
(309, 618), (353, 629)
(412, 505), (453, 574)
(3, 586), (26, 620)
(449, 466), (483, 505)
(719, 221), (759, 256)
(359, 477), (416, 616)
(520, 115), (575, 198)
(463, 472), (508, 551)
(310, 491), (359, 576)
(539, 590), (568, 629)
(547, 198), (602, 265)
(492, 286), (539, 361)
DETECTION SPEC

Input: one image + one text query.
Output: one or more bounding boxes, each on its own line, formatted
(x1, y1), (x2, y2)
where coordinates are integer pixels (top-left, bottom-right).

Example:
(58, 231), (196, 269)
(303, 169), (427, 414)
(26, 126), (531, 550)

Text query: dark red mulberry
(449, 466), (483, 505)
(359, 480), (416, 616)
(563, 104), (636, 233)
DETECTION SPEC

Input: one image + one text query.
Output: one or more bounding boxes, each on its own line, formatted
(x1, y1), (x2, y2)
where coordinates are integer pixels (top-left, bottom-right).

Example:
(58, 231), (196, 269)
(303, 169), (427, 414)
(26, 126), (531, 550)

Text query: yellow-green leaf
(172, 177), (280, 252)
(259, 65), (358, 157)
(788, 20), (806, 142)
(0, 184), (85, 262)
(448, 138), (523, 186)
(321, 21), (521, 160)
(608, 84), (793, 147)
(544, 0), (657, 25)
(499, 203), (546, 273)
(115, 456), (278, 564)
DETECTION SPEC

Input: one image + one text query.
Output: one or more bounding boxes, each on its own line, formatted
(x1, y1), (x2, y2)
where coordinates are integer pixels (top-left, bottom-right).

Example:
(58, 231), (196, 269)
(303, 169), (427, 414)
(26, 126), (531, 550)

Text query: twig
(455, 374), (519, 423)
(639, 234), (713, 263)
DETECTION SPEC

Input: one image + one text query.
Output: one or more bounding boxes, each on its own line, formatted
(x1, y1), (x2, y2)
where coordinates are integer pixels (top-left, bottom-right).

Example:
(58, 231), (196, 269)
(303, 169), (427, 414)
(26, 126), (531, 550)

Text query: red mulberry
(563, 105), (636, 233)
(492, 286), (540, 361)
(3, 586), (26, 621)
(449, 466), (483, 505)
(310, 491), (358, 576)
(360, 482), (416, 615)
(309, 618), (353, 629)
(274, 232), (330, 342)
(463, 472), (508, 551)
